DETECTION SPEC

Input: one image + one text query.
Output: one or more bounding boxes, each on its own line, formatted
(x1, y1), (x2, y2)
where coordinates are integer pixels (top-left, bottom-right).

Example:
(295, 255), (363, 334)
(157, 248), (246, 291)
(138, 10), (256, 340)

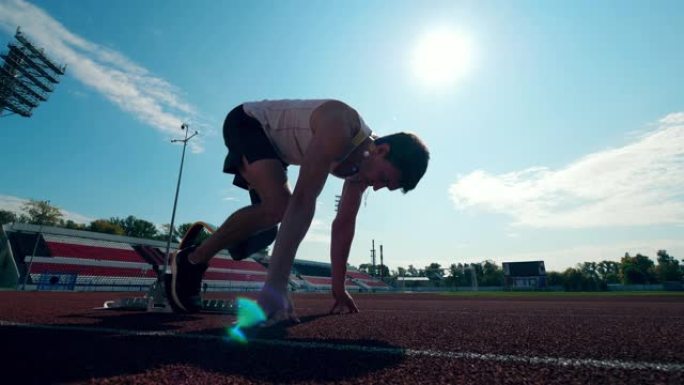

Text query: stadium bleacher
(44, 234), (146, 263)
(346, 269), (391, 290)
(2, 223), (393, 293)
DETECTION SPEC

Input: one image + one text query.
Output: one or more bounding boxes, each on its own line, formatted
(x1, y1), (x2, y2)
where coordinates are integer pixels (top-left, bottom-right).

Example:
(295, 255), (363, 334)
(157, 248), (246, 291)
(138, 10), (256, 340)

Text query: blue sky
(1, 0), (682, 272)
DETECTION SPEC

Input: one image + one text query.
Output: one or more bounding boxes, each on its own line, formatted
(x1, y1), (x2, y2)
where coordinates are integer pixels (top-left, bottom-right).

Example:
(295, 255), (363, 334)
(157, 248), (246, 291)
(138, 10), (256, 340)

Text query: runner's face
(359, 144), (402, 191)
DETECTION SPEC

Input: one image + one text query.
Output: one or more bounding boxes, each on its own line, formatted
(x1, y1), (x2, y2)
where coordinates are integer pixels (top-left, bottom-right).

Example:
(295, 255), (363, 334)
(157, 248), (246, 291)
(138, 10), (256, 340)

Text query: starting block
(101, 296), (236, 314)
(99, 274), (236, 314)
(100, 220), (253, 315)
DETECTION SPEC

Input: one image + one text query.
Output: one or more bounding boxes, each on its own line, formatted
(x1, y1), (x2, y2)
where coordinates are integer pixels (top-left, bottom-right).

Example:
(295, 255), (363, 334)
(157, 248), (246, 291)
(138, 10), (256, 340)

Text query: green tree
(424, 263), (444, 280)
(596, 260), (620, 284)
(21, 199), (62, 226)
(620, 253), (656, 284)
(357, 263), (389, 277)
(444, 263), (468, 287)
(578, 262), (606, 290)
(172, 222), (213, 244)
(468, 263), (483, 286)
(358, 263), (374, 276)
(407, 265), (419, 277)
(579, 262), (598, 280)
(110, 216), (159, 239)
(176, 223), (194, 240)
(481, 260), (504, 286)
(546, 271), (564, 286)
(560, 265), (606, 291)
(561, 268), (585, 291)
(59, 219), (86, 231)
(89, 219), (125, 235)
(155, 223), (178, 242)
(0, 209), (17, 225)
(655, 250), (682, 282)
(377, 264), (390, 277)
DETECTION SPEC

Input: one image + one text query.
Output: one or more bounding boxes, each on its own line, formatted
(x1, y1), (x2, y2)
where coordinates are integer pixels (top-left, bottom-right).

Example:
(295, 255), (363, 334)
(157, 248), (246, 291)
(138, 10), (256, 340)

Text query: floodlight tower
(0, 27), (66, 118)
(164, 123), (198, 273)
(144, 122), (197, 313)
(370, 240), (376, 276)
(462, 263), (478, 291)
(379, 244), (384, 279)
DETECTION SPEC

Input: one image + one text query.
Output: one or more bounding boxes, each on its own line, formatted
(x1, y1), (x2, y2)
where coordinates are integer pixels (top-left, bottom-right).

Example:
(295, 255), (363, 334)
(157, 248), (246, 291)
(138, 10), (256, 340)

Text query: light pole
(163, 123), (198, 274)
(20, 200), (49, 290)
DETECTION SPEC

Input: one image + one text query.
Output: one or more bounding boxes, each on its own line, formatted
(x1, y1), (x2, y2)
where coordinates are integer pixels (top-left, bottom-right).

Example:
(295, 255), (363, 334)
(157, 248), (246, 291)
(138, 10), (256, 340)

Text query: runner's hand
(329, 289), (359, 314)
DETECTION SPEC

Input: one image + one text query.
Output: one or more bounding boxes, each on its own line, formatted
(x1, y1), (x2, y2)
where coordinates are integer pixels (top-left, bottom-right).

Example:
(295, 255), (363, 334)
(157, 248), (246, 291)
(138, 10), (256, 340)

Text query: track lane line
(1, 319), (683, 373)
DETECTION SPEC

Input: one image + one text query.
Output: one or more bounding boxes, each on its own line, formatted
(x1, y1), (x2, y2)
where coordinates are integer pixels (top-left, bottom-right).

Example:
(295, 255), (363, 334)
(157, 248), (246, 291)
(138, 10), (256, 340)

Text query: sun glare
(412, 27), (473, 88)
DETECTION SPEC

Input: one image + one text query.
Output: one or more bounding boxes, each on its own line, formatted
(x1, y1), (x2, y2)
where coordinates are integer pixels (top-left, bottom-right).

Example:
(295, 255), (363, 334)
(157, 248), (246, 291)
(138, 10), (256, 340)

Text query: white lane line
(1, 320), (683, 373)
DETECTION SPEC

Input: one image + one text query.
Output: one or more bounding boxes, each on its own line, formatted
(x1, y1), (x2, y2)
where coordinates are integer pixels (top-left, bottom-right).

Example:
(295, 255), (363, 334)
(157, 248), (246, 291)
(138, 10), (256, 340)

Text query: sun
(412, 27), (473, 88)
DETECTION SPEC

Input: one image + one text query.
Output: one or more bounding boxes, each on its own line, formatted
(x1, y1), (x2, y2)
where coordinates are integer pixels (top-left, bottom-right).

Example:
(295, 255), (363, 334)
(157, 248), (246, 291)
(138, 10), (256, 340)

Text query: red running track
(0, 291), (682, 384)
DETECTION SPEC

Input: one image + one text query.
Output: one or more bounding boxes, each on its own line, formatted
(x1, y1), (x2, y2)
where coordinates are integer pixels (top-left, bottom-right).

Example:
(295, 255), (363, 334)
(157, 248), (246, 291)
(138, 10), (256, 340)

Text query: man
(168, 99), (429, 323)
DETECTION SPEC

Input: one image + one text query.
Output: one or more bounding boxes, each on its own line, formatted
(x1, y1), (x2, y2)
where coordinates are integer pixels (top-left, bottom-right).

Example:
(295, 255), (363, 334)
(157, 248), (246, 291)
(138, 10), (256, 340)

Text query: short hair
(375, 132), (429, 193)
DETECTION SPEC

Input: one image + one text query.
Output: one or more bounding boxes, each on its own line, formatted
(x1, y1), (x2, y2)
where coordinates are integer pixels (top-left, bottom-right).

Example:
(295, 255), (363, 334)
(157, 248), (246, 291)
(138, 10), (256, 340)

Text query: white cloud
(449, 112), (684, 228)
(0, 194), (94, 224)
(302, 218), (331, 244)
(0, 0), (206, 152)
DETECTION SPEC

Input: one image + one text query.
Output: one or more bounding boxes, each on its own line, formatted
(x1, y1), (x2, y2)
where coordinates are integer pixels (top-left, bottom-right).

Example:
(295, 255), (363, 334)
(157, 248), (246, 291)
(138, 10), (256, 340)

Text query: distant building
(396, 276), (431, 289)
(503, 261), (546, 289)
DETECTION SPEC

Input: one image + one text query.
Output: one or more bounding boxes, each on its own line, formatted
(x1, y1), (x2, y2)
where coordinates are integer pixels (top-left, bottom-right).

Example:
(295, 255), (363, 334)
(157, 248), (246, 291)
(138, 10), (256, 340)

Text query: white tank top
(242, 99), (372, 165)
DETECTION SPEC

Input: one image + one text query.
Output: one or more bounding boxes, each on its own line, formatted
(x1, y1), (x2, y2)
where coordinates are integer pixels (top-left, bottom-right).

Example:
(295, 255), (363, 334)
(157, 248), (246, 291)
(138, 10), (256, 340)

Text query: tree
(560, 265), (607, 291)
(156, 223), (177, 242)
(171, 222), (213, 244)
(546, 271), (564, 286)
(424, 263), (444, 281)
(578, 262), (606, 290)
(620, 253), (656, 284)
(59, 219), (86, 231)
(358, 263), (374, 276)
(358, 263), (389, 277)
(481, 260), (504, 286)
(444, 263), (468, 287)
(377, 264), (390, 278)
(109, 216), (159, 239)
(89, 219), (125, 235)
(579, 262), (598, 281)
(407, 265), (419, 277)
(596, 260), (620, 284)
(562, 268), (586, 291)
(21, 199), (62, 226)
(468, 263), (483, 286)
(0, 210), (17, 225)
(176, 223), (195, 241)
(655, 250), (682, 282)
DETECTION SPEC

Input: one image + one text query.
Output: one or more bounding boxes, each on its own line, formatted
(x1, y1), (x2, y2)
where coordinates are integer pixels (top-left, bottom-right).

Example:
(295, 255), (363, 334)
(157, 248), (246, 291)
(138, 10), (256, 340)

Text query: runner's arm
(330, 179), (366, 294)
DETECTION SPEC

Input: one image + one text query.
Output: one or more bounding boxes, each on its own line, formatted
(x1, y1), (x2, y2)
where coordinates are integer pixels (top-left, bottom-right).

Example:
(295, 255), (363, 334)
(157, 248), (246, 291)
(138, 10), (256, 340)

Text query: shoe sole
(170, 251), (188, 313)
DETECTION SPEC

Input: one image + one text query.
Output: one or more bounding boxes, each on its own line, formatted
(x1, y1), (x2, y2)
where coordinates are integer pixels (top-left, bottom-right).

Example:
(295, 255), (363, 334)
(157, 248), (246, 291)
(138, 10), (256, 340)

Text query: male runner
(168, 99), (429, 323)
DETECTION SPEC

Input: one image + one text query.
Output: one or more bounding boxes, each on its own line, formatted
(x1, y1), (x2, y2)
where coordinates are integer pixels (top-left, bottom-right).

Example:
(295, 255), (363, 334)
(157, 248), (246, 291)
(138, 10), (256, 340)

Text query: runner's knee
(260, 193), (290, 224)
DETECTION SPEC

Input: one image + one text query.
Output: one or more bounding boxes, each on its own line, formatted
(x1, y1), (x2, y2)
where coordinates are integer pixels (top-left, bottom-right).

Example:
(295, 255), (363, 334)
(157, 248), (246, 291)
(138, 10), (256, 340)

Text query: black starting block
(98, 275), (236, 314)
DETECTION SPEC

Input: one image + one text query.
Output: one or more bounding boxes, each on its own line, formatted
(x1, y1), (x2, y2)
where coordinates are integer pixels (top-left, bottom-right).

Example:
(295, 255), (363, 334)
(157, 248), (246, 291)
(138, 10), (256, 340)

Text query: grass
(438, 290), (684, 297)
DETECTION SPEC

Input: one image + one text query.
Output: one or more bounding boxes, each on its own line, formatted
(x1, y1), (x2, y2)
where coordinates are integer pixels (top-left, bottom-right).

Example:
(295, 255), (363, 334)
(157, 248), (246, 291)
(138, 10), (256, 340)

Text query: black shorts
(222, 105), (288, 190)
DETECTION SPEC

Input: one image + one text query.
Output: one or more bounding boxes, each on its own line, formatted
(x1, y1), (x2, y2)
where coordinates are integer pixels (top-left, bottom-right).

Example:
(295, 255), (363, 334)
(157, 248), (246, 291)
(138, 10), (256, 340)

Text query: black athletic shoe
(167, 245), (208, 313)
(228, 226), (278, 261)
